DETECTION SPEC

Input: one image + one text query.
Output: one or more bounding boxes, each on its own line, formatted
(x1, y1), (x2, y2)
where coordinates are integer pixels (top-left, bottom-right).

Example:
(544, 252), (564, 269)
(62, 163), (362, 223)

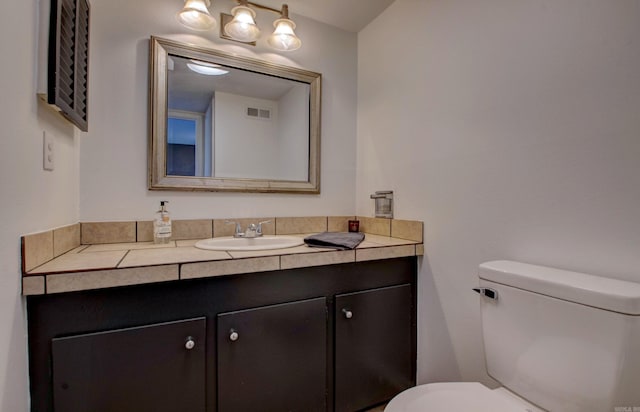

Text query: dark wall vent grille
(48, 0), (90, 132)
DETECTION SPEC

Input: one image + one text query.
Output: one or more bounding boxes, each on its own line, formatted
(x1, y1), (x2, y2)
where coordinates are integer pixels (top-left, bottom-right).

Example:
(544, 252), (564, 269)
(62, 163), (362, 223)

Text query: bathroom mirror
(149, 36), (321, 193)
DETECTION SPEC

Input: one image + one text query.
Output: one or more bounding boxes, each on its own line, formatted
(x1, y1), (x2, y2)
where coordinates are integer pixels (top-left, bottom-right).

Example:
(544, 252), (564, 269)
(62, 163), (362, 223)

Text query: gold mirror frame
(148, 36), (321, 193)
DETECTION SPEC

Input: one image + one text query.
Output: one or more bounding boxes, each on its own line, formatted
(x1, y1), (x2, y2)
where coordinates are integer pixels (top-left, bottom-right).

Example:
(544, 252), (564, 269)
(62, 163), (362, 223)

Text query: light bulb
(267, 18), (301, 51)
(176, 0), (216, 31)
(224, 5), (260, 42)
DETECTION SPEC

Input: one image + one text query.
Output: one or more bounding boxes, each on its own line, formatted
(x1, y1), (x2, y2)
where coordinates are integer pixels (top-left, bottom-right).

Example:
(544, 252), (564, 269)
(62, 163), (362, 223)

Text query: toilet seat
(384, 382), (537, 412)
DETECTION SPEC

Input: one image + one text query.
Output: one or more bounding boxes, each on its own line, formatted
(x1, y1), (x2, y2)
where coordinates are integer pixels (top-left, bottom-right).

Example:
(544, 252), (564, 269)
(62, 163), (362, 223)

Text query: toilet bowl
(384, 382), (540, 412)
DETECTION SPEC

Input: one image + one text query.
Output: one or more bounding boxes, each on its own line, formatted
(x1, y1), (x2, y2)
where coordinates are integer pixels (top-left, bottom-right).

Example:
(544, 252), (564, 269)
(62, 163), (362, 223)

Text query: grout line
(115, 250), (131, 268)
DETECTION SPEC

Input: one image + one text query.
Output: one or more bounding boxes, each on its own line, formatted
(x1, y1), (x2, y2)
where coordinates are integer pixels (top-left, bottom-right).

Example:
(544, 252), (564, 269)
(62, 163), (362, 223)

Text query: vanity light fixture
(219, 1), (302, 51)
(266, 5), (301, 51)
(176, 0), (302, 51)
(176, 0), (216, 31)
(186, 60), (229, 75)
(224, 0), (260, 42)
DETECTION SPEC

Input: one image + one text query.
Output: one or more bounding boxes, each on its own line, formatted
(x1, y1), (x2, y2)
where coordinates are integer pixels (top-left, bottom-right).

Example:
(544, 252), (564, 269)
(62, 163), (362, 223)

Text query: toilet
(386, 260), (640, 412)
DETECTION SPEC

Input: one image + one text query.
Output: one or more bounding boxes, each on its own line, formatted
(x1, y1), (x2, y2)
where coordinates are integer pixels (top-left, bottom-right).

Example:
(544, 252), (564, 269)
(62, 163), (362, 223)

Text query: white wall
(278, 84), (310, 180)
(80, 0), (358, 221)
(357, 0), (640, 385)
(214, 92), (281, 179)
(1, 0), (81, 409)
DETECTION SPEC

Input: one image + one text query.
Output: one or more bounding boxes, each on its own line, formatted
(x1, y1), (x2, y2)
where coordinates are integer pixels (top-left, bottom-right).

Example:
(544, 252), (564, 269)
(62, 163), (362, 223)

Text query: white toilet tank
(478, 261), (640, 412)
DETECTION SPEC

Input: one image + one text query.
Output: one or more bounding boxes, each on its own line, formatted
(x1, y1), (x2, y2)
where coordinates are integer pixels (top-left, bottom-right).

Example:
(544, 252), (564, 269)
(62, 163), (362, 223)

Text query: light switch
(43, 131), (54, 171)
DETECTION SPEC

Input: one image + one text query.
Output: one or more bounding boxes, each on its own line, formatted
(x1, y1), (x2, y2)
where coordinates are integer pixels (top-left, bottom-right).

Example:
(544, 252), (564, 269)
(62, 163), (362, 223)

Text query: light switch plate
(43, 131), (54, 171)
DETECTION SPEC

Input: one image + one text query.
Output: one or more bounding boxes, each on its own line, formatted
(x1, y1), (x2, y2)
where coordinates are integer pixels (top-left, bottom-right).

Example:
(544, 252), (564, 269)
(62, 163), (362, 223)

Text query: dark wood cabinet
(27, 257), (416, 412)
(217, 298), (327, 412)
(51, 318), (206, 412)
(335, 285), (414, 412)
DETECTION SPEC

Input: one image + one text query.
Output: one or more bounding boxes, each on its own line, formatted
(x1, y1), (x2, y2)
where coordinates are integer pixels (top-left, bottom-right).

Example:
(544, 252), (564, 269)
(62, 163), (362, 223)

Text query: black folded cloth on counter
(304, 232), (365, 250)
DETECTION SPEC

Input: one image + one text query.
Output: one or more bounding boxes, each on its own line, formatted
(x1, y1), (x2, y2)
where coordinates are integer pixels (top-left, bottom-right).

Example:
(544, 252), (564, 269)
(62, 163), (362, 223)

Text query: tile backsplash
(21, 216), (423, 276)
(22, 223), (81, 272)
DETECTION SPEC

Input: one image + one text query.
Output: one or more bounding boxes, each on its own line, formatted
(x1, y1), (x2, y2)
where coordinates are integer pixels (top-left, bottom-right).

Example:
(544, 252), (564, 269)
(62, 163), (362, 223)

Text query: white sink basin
(194, 235), (305, 251)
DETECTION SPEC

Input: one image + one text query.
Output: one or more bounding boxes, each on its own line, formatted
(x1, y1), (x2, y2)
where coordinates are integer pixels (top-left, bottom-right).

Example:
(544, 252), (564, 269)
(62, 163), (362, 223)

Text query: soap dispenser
(154, 201), (172, 244)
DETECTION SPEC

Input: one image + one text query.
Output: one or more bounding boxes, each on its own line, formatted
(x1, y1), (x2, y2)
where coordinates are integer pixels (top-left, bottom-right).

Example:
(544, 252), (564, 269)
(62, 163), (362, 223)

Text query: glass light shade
(176, 0), (216, 31)
(224, 5), (260, 42)
(267, 18), (301, 51)
(187, 60), (229, 76)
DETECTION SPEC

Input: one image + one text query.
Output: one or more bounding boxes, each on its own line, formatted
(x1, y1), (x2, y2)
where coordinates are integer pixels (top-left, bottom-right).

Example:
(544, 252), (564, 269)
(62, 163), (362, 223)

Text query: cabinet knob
(229, 330), (239, 341)
(185, 337), (195, 350)
(342, 309), (353, 319)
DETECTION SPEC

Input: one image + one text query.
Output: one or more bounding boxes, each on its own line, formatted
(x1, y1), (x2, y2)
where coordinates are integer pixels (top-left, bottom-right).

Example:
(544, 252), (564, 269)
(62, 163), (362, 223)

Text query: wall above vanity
(77, 0), (356, 220)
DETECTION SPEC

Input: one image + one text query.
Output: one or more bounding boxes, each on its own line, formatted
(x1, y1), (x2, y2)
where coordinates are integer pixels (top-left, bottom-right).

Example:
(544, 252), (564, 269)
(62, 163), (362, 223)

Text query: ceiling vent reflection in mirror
(247, 107), (272, 120)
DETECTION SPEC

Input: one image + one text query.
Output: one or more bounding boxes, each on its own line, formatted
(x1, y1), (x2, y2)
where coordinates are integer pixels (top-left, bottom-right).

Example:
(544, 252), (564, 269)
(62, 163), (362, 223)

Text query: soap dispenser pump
(154, 201), (172, 244)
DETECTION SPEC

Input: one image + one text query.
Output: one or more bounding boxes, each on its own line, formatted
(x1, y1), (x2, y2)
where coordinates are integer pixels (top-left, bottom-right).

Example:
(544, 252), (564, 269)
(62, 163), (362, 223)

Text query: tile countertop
(22, 234), (424, 296)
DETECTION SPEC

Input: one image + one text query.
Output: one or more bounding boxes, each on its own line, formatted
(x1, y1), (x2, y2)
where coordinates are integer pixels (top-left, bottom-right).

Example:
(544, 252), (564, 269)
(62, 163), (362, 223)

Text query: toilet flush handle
(472, 287), (498, 300)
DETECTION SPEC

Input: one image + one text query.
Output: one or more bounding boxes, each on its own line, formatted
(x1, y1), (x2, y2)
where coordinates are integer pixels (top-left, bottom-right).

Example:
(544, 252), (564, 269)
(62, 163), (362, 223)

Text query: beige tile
(214, 218), (275, 237)
(276, 217), (327, 235)
(356, 239), (387, 249)
(22, 276), (45, 295)
(357, 216), (391, 237)
(83, 242), (176, 253)
(119, 247), (231, 268)
(46, 265), (179, 294)
(328, 216), (355, 232)
(176, 239), (199, 247)
(281, 250), (355, 270)
(361, 234), (419, 247)
(28, 250), (127, 274)
(22, 230), (54, 272)
(356, 245), (416, 262)
(391, 219), (424, 242)
(81, 222), (136, 244)
(53, 223), (81, 257)
(181, 256), (280, 280)
(416, 244), (424, 256)
(68, 245), (90, 254)
(137, 221), (153, 242)
(173, 219), (213, 240)
(227, 244), (321, 259)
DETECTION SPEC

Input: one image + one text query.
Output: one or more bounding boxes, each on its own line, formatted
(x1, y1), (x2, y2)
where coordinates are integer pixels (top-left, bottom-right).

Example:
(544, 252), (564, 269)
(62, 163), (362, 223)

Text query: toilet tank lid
(479, 260), (640, 315)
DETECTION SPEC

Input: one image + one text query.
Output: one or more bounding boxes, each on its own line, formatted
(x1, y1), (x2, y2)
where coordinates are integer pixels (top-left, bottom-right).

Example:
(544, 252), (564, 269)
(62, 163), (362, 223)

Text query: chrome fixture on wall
(176, 0), (302, 51)
(370, 191), (394, 218)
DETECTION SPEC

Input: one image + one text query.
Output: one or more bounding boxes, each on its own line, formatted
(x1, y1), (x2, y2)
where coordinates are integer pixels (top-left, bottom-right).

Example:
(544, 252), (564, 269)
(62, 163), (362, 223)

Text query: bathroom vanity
(22, 216), (422, 411)
(27, 257), (416, 412)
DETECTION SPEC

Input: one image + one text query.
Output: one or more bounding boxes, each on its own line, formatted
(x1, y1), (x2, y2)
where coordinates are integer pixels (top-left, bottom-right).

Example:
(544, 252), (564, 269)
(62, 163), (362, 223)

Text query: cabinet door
(335, 284), (414, 412)
(217, 297), (327, 412)
(52, 317), (206, 412)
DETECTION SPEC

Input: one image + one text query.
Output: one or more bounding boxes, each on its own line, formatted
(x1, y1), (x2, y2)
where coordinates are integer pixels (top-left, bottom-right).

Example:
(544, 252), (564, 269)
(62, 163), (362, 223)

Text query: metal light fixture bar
(242, 1), (283, 15)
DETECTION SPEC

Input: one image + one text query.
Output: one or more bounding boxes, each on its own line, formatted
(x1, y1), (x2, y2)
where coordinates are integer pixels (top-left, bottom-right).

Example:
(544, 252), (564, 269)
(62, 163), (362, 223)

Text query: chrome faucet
(226, 220), (272, 238)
